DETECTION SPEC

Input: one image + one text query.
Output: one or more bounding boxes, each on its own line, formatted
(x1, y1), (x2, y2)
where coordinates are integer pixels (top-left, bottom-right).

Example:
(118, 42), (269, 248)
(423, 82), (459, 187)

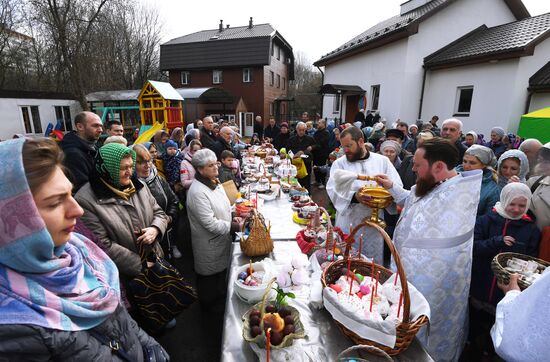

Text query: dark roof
(424, 12), (550, 69)
(0, 89), (76, 100)
(320, 84), (366, 94)
(163, 23), (276, 45)
(529, 61), (550, 91)
(314, 0), (530, 67)
(160, 23), (294, 79)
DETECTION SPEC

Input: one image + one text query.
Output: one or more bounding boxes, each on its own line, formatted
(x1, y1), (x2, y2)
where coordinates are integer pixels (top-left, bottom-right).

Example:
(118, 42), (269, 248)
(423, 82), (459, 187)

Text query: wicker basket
(240, 208), (274, 257)
(242, 278), (306, 349)
(337, 345), (392, 362)
(296, 207), (348, 257)
(321, 220), (429, 356)
(491, 252), (549, 290)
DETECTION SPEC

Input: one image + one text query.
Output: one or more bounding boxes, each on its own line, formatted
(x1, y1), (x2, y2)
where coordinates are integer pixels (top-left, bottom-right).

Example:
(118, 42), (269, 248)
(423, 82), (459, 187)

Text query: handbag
(89, 329), (169, 362)
(128, 241), (197, 333)
(292, 157), (308, 179)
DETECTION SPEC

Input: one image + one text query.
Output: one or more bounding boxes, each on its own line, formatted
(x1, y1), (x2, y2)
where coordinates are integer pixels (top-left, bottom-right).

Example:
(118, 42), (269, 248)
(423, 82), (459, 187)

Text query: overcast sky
(143, 0), (549, 64)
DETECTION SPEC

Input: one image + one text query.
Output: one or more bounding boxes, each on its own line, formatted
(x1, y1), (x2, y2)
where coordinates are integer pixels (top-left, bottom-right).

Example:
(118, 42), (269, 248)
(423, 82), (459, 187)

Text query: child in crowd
(218, 150), (238, 187)
(313, 150), (339, 186)
(250, 133), (262, 146)
(162, 140), (184, 191)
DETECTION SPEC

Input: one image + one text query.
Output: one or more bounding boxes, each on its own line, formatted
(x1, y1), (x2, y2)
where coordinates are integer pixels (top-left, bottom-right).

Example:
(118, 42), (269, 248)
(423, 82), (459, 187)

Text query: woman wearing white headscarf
(457, 145), (500, 216)
(470, 183), (540, 359)
(497, 149), (529, 188)
(527, 142), (550, 231)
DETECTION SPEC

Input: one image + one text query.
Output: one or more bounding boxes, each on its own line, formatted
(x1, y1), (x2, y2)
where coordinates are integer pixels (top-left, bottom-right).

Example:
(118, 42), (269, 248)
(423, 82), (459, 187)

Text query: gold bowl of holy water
(358, 185), (393, 228)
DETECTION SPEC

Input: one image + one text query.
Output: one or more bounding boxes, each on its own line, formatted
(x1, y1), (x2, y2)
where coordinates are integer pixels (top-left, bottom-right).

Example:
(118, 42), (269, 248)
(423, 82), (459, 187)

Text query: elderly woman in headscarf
(463, 130), (478, 148)
(186, 149), (243, 310)
(170, 127), (184, 149)
(75, 143), (169, 292)
(470, 183), (540, 357)
(133, 144), (181, 259)
(488, 127), (507, 158)
(0, 138), (166, 360)
(497, 149), (529, 188)
(457, 145), (501, 216)
(183, 128), (200, 148)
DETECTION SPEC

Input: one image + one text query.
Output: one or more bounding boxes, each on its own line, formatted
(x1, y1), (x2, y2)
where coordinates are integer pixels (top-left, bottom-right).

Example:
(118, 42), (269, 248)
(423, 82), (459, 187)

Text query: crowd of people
(0, 108), (549, 361)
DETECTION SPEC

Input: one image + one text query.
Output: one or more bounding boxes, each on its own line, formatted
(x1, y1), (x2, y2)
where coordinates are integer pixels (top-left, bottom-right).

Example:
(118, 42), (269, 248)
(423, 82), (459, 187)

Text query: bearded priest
(375, 138), (482, 362)
(326, 126), (402, 264)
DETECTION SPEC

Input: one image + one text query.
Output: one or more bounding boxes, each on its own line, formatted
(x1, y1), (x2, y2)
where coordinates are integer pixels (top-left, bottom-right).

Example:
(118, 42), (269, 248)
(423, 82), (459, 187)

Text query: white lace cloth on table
(322, 275), (430, 348)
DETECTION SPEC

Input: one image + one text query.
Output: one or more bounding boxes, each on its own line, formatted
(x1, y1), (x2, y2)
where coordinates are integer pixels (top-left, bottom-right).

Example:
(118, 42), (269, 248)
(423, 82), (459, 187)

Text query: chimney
(226, 24), (230, 29)
(249, 17), (253, 29)
(219, 19), (223, 32)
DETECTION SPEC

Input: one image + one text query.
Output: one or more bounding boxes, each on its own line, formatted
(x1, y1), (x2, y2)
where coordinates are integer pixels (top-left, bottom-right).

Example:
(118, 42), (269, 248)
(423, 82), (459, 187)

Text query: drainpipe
(418, 67), (427, 121)
(339, 90), (344, 125)
(316, 65), (325, 118)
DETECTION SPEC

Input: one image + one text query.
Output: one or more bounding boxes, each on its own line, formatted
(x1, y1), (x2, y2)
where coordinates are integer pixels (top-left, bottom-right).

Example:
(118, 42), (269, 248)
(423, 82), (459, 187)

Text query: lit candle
(266, 327), (271, 362)
(359, 234), (363, 259)
(369, 283), (374, 312)
(397, 292), (403, 320)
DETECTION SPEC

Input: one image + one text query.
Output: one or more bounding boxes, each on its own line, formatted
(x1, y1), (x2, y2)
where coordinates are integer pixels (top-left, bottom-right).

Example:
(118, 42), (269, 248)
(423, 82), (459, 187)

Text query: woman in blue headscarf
(0, 138), (166, 360)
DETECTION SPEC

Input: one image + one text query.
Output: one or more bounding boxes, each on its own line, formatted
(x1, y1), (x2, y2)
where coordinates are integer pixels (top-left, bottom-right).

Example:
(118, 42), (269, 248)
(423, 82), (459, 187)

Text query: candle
(350, 268), (356, 296)
(249, 259), (253, 275)
(397, 292), (403, 319)
(375, 271), (380, 297)
(359, 234), (363, 259)
(266, 327), (271, 362)
(369, 283), (374, 312)
(371, 257), (374, 281)
(332, 237), (336, 257)
(325, 230), (329, 252)
(394, 272), (399, 286)
(347, 258), (352, 295)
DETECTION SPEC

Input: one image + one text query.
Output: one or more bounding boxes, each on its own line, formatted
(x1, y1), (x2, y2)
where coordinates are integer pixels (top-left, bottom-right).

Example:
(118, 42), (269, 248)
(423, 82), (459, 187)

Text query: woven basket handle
(259, 277), (278, 320)
(345, 220), (411, 323)
(336, 345), (392, 361)
(317, 207), (335, 248)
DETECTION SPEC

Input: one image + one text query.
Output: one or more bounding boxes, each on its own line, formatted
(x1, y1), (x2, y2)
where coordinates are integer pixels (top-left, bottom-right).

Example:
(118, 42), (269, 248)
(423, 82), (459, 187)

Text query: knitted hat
(491, 127), (505, 138)
(96, 143), (135, 188)
(385, 128), (405, 140)
(280, 122), (289, 129)
(165, 140), (178, 149)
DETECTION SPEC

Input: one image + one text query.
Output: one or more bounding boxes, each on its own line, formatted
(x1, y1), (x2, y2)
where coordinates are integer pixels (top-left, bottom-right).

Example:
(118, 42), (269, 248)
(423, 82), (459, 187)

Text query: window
(371, 85), (380, 111)
(243, 68), (252, 83)
(269, 71), (274, 86)
(454, 86), (473, 116)
(271, 44), (274, 56)
(282, 77), (286, 90)
(269, 102), (274, 116)
(276, 74), (281, 88)
(212, 70), (223, 84)
(333, 94), (341, 113)
(21, 106), (42, 134)
(277, 46), (280, 60)
(181, 71), (190, 85)
(54, 106), (72, 131)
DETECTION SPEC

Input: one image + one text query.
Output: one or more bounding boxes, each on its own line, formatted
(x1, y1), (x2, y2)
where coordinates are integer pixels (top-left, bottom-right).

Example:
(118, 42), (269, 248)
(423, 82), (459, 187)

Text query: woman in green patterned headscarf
(75, 143), (169, 306)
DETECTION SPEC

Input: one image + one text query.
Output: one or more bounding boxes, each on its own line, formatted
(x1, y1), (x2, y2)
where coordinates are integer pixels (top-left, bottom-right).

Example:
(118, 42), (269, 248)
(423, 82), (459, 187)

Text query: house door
(239, 112), (254, 137)
(345, 95), (360, 123)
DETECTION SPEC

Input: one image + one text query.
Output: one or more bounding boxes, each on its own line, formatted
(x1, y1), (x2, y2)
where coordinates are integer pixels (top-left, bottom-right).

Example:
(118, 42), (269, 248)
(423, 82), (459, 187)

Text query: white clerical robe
(326, 152), (402, 264)
(389, 170), (482, 362)
(491, 270), (550, 362)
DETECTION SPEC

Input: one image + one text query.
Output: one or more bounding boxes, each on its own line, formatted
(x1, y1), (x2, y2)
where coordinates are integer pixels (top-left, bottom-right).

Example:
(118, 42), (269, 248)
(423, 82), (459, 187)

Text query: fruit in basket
(250, 325), (262, 338)
(249, 309), (261, 318)
(249, 315), (260, 326)
(283, 316), (294, 326)
(263, 313), (285, 333)
(270, 331), (284, 346)
(283, 324), (295, 336)
(278, 306), (292, 318)
(265, 304), (277, 313)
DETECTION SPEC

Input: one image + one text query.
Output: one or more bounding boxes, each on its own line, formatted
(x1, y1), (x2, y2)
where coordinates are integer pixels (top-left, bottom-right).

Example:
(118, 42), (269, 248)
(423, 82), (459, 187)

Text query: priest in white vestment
(491, 271), (550, 361)
(327, 127), (402, 264)
(375, 138), (482, 362)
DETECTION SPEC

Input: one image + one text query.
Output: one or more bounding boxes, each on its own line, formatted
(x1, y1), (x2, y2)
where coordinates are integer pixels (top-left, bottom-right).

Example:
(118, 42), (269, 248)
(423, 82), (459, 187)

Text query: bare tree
(289, 51), (322, 118)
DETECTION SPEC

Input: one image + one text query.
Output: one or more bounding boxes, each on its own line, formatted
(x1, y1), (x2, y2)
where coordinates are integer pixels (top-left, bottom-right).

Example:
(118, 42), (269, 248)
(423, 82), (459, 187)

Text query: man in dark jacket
(60, 111), (103, 193)
(287, 122), (316, 192)
(441, 118), (467, 166)
(273, 122), (290, 151)
(312, 119), (330, 188)
(263, 117), (280, 143)
(353, 109), (366, 127)
(215, 126), (233, 160)
(200, 116), (220, 153)
(253, 116), (264, 140)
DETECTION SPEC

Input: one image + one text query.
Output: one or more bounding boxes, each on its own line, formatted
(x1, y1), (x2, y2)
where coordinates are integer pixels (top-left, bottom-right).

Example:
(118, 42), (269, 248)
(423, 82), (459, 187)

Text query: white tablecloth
(257, 192), (304, 241)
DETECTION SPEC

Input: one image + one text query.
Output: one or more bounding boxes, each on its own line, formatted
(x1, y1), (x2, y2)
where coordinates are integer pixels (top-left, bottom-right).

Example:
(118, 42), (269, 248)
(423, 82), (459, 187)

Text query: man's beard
(415, 173), (437, 197)
(346, 148), (366, 162)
